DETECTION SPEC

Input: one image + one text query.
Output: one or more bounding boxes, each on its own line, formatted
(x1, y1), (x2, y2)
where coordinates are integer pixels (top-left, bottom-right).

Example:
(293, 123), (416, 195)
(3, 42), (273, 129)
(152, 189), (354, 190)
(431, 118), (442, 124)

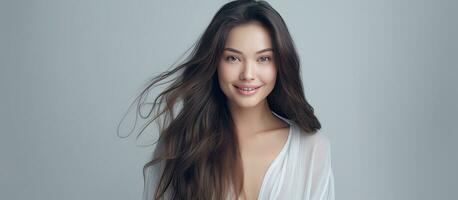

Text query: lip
(233, 84), (262, 96)
(233, 84), (262, 89)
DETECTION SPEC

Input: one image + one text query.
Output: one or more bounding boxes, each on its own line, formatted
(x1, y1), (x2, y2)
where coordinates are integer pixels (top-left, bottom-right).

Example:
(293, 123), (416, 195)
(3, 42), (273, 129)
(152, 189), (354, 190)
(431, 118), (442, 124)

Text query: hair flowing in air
(118, 0), (321, 199)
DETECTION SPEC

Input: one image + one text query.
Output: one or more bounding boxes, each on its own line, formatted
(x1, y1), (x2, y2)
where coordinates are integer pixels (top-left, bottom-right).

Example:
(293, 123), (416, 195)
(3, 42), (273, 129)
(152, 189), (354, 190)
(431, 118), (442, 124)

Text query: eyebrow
(223, 47), (273, 54)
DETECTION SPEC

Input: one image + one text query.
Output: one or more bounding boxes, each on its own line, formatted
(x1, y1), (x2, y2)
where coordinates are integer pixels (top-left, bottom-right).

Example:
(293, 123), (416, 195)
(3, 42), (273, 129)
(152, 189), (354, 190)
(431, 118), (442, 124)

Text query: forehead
(224, 21), (273, 54)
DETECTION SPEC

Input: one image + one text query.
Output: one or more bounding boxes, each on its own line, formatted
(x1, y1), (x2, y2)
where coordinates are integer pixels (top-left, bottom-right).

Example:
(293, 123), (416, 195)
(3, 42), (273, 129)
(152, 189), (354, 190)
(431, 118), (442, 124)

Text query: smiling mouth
(233, 85), (262, 90)
(233, 85), (262, 95)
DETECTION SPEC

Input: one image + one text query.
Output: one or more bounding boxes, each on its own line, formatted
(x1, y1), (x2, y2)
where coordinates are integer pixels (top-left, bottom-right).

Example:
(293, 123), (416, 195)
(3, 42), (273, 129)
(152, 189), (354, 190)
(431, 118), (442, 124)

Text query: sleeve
(321, 167), (335, 200)
(308, 134), (335, 200)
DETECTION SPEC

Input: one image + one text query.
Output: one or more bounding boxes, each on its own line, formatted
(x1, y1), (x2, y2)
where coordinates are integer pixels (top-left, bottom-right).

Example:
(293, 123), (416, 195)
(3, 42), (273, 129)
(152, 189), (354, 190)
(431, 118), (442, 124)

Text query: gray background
(1, 0), (457, 199)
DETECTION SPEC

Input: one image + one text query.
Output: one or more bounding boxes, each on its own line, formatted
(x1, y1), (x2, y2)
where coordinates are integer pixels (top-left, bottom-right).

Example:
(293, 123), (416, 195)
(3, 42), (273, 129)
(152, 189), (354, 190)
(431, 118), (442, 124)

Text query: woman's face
(217, 21), (277, 109)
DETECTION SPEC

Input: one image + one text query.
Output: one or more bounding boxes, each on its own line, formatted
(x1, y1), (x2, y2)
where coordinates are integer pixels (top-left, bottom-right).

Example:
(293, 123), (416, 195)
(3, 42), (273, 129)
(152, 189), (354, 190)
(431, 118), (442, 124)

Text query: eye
(225, 55), (240, 63)
(258, 56), (271, 63)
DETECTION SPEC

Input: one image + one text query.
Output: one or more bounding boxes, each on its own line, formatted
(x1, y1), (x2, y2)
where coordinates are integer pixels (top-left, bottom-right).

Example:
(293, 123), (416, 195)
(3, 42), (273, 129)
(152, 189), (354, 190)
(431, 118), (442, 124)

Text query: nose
(239, 60), (255, 81)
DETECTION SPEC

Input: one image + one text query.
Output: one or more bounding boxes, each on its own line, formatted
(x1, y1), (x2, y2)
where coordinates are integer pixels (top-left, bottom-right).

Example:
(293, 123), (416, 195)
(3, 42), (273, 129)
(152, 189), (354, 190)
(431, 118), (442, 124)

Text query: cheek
(217, 64), (228, 84)
(217, 63), (238, 83)
(217, 64), (235, 93)
(259, 65), (277, 84)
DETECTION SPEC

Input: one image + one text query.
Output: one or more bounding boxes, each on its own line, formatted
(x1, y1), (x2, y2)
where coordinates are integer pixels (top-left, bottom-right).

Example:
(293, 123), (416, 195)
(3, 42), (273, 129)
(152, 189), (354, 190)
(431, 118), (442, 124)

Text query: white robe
(143, 111), (335, 200)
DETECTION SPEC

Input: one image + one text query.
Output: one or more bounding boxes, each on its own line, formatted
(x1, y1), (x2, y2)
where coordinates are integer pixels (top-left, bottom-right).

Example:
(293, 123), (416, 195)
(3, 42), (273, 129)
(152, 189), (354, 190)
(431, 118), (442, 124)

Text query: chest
(238, 154), (272, 200)
(237, 128), (289, 200)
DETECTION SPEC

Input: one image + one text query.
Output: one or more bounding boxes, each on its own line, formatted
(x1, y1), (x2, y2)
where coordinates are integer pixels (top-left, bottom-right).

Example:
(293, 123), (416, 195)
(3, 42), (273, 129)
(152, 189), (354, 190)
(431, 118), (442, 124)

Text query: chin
(229, 98), (263, 108)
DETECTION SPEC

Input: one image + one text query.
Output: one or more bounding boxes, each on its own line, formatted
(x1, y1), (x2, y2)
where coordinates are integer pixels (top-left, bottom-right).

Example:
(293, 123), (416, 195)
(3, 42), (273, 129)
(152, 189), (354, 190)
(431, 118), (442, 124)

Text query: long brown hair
(119, 0), (321, 199)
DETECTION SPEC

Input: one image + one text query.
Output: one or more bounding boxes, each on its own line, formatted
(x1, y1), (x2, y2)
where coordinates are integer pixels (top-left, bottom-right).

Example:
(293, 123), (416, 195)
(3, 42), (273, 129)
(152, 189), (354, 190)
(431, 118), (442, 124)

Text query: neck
(228, 100), (278, 140)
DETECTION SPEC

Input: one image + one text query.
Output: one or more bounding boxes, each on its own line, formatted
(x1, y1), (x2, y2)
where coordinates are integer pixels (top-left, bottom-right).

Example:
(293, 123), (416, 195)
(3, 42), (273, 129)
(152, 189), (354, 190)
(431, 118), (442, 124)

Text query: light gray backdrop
(1, 0), (457, 200)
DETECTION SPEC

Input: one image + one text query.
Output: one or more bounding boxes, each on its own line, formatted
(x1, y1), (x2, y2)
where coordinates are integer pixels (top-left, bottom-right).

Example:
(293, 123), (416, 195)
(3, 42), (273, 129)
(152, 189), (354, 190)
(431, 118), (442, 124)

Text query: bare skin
(231, 100), (289, 200)
(217, 21), (290, 200)
(235, 104), (290, 200)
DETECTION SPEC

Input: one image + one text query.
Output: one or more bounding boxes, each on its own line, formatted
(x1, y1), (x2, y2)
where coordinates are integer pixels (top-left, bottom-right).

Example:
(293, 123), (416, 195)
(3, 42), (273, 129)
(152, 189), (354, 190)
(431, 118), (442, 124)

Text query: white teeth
(240, 87), (255, 91)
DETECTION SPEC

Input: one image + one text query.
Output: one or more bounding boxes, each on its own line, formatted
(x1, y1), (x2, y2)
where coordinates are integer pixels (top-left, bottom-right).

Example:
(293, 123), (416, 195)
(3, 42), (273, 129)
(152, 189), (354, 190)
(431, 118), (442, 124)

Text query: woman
(127, 0), (335, 199)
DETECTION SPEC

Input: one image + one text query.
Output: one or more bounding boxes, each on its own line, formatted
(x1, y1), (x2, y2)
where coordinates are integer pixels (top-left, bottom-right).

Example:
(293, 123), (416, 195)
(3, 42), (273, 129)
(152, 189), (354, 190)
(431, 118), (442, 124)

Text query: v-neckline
(254, 111), (293, 200)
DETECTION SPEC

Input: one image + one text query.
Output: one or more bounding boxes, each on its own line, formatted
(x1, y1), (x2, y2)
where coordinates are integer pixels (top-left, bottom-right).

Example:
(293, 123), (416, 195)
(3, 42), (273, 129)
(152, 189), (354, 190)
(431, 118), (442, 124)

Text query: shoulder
(293, 125), (332, 154)
(303, 131), (331, 145)
(296, 129), (334, 169)
(293, 123), (331, 145)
